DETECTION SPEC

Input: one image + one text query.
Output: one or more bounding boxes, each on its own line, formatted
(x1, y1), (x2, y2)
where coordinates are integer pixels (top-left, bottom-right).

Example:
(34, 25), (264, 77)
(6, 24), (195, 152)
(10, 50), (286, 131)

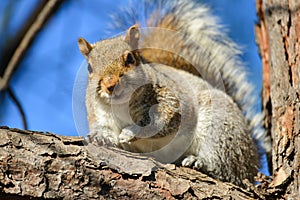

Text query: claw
(119, 128), (137, 143)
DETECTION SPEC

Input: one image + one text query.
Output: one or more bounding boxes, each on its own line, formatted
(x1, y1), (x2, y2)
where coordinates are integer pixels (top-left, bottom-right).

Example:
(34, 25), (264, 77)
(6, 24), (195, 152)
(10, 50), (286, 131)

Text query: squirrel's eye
(88, 64), (93, 73)
(125, 52), (136, 66)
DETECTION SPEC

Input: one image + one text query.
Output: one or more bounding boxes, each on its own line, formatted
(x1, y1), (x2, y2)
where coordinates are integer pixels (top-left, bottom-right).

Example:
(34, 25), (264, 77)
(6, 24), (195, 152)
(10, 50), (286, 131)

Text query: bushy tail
(111, 0), (271, 164)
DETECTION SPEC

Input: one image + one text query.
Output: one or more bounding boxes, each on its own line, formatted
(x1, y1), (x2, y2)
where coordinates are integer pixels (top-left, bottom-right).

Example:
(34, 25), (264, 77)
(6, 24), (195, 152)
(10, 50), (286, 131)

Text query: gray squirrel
(77, 0), (269, 187)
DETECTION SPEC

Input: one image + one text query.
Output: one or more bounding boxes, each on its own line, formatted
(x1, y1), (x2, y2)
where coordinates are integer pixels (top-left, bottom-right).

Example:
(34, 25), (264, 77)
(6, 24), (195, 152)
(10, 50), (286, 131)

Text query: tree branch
(0, 127), (264, 199)
(0, 0), (65, 90)
(0, 0), (48, 77)
(6, 87), (27, 129)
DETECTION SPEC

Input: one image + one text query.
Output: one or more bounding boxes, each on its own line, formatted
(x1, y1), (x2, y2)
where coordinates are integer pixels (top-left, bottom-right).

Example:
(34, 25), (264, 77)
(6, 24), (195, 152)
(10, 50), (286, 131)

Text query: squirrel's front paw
(87, 130), (117, 147)
(119, 127), (137, 143)
(182, 155), (204, 170)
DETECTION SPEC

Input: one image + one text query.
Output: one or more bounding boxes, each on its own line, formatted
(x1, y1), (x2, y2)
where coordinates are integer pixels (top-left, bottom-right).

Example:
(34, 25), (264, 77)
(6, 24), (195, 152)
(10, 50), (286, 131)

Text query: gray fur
(111, 0), (270, 151)
(78, 0), (268, 188)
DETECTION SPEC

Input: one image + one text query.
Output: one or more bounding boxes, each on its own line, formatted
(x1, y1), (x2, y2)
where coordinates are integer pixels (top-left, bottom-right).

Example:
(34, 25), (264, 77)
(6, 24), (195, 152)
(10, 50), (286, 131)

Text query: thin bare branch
(0, 0), (65, 90)
(0, 0), (48, 77)
(7, 87), (27, 129)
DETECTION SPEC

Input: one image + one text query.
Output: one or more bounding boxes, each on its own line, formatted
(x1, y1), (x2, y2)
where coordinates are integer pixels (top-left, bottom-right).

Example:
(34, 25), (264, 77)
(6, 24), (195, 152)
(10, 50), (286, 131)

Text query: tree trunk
(256, 0), (300, 199)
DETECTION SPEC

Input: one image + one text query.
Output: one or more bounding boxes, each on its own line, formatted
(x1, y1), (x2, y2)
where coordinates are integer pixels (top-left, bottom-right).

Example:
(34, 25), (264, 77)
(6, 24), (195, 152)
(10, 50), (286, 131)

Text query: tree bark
(0, 127), (261, 199)
(256, 0), (300, 199)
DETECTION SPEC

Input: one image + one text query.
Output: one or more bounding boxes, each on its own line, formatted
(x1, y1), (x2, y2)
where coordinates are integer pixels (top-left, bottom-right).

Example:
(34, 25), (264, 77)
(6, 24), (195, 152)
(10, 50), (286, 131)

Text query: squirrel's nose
(102, 76), (119, 95)
(107, 85), (115, 94)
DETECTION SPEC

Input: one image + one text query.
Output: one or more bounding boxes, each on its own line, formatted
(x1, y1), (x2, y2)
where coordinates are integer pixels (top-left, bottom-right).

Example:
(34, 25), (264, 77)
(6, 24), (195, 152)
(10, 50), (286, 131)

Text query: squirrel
(77, 1), (269, 187)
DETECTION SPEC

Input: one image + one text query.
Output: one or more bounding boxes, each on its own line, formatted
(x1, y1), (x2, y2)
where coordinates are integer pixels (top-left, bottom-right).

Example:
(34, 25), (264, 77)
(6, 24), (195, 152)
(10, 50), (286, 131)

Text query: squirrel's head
(78, 24), (142, 100)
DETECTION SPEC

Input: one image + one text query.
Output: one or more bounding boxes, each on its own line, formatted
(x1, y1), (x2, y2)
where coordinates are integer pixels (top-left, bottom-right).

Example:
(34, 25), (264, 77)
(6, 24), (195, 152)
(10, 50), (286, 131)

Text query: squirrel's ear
(78, 37), (94, 57)
(125, 24), (140, 50)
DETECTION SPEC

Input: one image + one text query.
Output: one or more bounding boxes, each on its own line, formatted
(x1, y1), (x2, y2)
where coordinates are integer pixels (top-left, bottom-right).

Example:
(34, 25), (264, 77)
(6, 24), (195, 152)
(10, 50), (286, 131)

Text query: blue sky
(0, 0), (261, 135)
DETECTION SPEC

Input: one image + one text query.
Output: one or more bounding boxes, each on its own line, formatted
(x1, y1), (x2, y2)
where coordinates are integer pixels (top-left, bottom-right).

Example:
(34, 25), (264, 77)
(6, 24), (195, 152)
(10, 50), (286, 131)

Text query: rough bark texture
(0, 127), (262, 199)
(256, 0), (300, 199)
